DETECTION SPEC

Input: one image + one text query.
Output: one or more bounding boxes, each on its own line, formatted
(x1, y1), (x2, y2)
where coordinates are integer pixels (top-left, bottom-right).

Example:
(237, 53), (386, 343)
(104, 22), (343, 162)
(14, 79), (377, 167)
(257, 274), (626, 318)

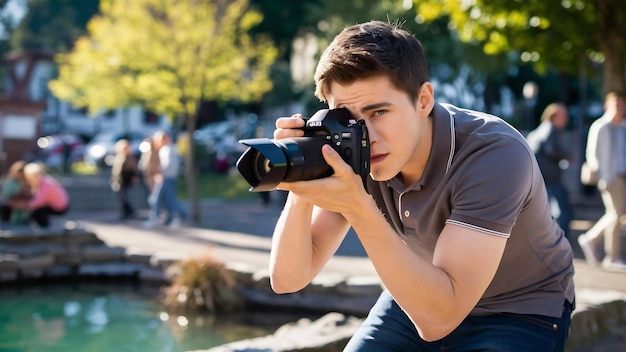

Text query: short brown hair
(314, 21), (429, 105)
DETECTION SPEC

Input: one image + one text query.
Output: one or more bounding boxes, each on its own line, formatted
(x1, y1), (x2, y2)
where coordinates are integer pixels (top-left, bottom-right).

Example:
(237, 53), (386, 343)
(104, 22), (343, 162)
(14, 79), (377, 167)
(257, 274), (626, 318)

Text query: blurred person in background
(578, 91), (626, 270)
(526, 103), (573, 238)
(110, 139), (140, 220)
(139, 137), (161, 193)
(8, 162), (69, 228)
(143, 130), (187, 229)
(0, 160), (32, 225)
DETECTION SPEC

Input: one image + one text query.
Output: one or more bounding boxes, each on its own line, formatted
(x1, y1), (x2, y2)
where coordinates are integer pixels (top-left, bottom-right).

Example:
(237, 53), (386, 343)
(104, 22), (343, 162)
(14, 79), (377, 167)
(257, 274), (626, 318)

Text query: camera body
(236, 108), (370, 192)
(300, 107), (370, 177)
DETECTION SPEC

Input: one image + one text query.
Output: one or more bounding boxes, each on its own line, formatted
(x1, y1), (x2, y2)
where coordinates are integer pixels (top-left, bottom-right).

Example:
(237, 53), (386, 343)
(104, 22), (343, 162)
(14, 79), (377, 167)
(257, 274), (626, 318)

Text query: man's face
(327, 75), (434, 184)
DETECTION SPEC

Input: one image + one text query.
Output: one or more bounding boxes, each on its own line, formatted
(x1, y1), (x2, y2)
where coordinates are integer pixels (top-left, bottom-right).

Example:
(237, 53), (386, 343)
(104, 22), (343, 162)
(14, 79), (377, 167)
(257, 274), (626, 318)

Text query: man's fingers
(322, 144), (349, 174)
(274, 116), (306, 139)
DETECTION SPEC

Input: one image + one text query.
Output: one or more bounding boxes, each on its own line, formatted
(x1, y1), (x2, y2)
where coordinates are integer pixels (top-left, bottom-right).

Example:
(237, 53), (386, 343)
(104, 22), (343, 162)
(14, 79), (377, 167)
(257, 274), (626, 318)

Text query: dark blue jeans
(344, 290), (573, 352)
(161, 178), (187, 221)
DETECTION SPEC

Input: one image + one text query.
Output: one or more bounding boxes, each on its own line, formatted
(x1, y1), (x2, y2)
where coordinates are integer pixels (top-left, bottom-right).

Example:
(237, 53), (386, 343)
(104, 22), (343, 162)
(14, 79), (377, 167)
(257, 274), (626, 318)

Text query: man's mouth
(370, 153), (387, 163)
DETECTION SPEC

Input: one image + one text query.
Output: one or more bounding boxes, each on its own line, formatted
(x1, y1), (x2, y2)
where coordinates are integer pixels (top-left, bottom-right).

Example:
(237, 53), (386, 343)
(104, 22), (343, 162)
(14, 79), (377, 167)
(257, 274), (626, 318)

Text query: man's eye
(375, 110), (387, 116)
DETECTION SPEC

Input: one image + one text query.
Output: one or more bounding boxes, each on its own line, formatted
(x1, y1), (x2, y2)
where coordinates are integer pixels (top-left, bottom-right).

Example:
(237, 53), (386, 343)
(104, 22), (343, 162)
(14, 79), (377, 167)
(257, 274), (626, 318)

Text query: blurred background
(0, 0), (623, 215)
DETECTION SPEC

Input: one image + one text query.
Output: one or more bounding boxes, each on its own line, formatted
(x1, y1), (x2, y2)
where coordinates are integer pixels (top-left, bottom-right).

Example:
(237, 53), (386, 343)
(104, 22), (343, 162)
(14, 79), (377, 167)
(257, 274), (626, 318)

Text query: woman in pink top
(9, 163), (69, 228)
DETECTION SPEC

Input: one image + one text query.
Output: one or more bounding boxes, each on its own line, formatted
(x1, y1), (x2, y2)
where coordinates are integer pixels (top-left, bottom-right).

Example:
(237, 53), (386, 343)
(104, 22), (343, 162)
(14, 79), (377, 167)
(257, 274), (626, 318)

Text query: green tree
(411, 0), (626, 96)
(0, 0), (25, 92)
(49, 0), (278, 221)
(10, 0), (99, 51)
(249, 0), (320, 61)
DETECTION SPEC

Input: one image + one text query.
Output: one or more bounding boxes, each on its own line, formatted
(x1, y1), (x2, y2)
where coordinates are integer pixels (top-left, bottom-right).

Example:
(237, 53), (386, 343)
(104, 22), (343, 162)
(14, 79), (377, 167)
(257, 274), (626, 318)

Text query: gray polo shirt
(367, 103), (575, 318)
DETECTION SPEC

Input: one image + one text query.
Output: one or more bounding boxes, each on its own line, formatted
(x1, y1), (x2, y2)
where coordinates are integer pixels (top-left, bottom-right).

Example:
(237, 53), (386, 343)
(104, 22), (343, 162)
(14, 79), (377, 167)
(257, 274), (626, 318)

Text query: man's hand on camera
(277, 144), (369, 216)
(273, 113), (305, 139)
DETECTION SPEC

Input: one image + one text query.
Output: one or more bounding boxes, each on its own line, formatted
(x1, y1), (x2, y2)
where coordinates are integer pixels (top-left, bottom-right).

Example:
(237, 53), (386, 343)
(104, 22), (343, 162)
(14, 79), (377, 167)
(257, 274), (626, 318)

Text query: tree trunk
(596, 0), (626, 96)
(184, 113), (200, 223)
(599, 39), (625, 96)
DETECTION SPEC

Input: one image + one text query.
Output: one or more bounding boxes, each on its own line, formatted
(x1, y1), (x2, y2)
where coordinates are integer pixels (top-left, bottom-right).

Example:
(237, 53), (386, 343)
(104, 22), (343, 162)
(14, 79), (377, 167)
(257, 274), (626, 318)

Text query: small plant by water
(162, 255), (244, 314)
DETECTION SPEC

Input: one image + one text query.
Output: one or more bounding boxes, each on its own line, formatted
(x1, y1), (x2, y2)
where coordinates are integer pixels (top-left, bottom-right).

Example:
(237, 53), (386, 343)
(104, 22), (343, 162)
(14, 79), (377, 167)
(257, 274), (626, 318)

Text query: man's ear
(417, 82), (435, 117)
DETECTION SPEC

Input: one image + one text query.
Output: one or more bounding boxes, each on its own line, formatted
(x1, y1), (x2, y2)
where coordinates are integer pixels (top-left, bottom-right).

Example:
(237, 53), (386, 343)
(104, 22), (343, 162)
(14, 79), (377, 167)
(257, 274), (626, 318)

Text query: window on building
(144, 110), (159, 124)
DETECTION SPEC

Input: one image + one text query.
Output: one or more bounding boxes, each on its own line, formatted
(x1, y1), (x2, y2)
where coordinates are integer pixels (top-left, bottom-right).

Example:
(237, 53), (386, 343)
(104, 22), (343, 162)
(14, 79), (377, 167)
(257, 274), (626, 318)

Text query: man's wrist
(343, 193), (379, 224)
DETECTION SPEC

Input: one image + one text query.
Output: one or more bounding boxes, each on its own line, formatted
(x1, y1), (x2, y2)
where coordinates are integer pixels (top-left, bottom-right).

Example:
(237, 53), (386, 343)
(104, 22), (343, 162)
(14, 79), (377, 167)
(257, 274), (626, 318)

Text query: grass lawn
(69, 163), (258, 199)
(68, 161), (256, 200)
(177, 171), (257, 200)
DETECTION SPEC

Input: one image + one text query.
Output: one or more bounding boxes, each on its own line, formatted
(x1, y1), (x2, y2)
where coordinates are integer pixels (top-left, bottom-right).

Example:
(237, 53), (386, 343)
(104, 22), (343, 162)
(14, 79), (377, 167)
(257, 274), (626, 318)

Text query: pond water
(0, 281), (304, 352)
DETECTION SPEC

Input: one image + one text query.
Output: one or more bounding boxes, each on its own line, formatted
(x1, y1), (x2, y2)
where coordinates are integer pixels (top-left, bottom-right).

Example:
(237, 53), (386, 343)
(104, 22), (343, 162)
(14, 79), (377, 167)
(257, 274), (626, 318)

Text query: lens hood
(237, 138), (291, 192)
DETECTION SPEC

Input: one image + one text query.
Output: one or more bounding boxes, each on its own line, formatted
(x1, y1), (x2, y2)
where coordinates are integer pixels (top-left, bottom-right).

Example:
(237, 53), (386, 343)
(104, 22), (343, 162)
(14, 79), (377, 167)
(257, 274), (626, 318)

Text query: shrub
(161, 255), (244, 314)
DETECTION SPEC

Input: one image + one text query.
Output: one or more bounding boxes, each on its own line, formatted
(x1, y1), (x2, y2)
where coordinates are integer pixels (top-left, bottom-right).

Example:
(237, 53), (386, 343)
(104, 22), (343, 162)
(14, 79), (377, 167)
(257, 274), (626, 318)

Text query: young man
(269, 21), (575, 351)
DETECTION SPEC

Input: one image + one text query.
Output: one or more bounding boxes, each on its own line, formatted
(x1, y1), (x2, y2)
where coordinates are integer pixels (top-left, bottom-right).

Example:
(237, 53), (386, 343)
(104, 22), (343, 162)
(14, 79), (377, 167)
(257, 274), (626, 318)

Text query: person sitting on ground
(8, 162), (69, 228)
(0, 160), (32, 224)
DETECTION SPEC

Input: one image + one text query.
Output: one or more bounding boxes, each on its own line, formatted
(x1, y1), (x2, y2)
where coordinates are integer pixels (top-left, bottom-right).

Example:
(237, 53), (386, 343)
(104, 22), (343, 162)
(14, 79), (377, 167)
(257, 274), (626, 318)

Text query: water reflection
(0, 281), (283, 352)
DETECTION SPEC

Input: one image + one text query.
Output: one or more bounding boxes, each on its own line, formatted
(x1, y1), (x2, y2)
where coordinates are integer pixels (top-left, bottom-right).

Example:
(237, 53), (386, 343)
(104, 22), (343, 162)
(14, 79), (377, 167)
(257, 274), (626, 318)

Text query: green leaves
(411, 0), (626, 93)
(49, 0), (278, 120)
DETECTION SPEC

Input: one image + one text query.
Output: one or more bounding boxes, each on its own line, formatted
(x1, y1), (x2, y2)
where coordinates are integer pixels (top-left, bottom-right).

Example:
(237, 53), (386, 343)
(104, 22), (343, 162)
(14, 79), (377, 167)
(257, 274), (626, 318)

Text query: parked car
(84, 131), (146, 169)
(192, 120), (235, 145)
(35, 134), (85, 170)
(191, 120), (249, 172)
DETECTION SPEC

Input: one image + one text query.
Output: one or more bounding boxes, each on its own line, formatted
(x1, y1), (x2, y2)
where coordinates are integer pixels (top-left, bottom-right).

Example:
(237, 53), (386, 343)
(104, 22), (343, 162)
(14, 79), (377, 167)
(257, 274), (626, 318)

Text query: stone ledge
(196, 312), (362, 352)
(0, 224), (167, 284)
(567, 289), (626, 348)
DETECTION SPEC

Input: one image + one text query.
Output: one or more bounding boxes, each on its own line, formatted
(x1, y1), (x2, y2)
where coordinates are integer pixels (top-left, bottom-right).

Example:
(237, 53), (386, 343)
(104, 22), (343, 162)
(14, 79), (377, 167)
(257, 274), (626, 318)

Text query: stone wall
(0, 223), (167, 283)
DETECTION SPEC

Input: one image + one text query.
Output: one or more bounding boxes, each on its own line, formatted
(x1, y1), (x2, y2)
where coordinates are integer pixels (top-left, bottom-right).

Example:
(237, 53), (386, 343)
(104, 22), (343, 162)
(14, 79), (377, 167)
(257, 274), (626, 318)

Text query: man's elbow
(416, 320), (460, 342)
(269, 275), (305, 294)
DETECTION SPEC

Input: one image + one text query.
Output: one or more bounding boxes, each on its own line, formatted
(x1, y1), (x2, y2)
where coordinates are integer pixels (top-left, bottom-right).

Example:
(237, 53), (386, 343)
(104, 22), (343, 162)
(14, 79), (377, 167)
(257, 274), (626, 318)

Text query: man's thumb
(322, 144), (344, 170)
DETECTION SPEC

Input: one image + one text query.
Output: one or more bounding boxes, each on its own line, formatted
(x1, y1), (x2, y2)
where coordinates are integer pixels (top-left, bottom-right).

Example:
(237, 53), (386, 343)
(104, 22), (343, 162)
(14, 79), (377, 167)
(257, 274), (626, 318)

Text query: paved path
(60, 193), (626, 293)
(62, 197), (376, 278)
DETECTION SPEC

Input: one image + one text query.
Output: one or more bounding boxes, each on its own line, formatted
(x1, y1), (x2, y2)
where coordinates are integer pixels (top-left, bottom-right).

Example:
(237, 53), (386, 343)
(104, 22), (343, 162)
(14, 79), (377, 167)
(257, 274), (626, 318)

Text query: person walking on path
(578, 91), (626, 270)
(268, 21), (574, 351)
(110, 139), (140, 220)
(526, 103), (574, 238)
(143, 130), (187, 229)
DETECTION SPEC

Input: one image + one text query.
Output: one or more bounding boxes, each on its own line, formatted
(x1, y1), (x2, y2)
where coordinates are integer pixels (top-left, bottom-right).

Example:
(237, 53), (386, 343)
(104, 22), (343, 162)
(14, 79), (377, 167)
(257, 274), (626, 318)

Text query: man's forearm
(343, 198), (490, 341)
(269, 192), (317, 293)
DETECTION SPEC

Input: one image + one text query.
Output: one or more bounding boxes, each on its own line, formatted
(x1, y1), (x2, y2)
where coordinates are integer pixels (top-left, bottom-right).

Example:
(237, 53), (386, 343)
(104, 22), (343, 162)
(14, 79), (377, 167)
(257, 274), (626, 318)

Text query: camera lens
(236, 136), (332, 192)
(254, 154), (272, 180)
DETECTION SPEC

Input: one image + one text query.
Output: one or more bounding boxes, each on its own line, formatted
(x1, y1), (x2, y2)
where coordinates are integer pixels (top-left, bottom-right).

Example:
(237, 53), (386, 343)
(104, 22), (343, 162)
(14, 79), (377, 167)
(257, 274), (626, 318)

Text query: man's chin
(369, 170), (394, 182)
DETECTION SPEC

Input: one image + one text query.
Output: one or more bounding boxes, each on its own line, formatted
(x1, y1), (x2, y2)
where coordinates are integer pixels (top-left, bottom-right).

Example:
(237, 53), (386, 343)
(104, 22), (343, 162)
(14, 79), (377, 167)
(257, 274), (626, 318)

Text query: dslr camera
(236, 108), (370, 192)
